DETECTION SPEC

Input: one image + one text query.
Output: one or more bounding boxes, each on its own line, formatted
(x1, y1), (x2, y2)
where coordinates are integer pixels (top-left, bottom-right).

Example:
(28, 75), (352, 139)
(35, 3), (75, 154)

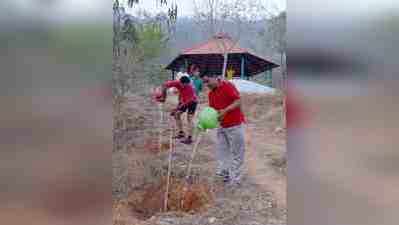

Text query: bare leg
(175, 111), (183, 133)
(187, 113), (194, 138)
(181, 113), (194, 144)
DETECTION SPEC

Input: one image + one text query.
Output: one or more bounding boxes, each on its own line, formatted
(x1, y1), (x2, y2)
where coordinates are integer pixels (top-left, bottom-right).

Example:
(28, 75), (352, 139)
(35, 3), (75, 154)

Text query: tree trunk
(280, 51), (286, 90)
(280, 51), (286, 128)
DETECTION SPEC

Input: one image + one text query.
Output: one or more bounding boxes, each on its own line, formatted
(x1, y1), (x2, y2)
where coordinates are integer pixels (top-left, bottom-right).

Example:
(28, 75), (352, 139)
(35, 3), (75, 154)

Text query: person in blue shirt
(189, 65), (203, 97)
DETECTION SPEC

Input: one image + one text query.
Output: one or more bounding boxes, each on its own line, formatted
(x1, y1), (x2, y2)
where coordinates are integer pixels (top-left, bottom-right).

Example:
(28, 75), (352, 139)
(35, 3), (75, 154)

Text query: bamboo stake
(164, 120), (174, 212)
(180, 132), (204, 209)
(158, 103), (164, 153)
(185, 133), (203, 181)
(157, 102), (166, 183)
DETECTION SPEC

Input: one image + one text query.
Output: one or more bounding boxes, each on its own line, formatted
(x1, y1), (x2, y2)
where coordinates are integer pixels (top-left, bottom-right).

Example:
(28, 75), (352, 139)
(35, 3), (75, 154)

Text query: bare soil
(113, 90), (286, 225)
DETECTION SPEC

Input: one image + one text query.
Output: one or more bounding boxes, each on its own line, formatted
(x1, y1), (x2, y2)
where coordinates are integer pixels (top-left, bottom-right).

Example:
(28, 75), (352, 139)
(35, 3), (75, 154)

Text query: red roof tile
(181, 33), (249, 55)
(166, 33), (279, 76)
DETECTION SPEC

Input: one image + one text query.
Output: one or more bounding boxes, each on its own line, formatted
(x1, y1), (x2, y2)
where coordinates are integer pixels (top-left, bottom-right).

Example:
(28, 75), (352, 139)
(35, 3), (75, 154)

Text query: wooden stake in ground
(186, 133), (203, 181)
(158, 103), (164, 153)
(164, 120), (175, 212)
(181, 132), (204, 209)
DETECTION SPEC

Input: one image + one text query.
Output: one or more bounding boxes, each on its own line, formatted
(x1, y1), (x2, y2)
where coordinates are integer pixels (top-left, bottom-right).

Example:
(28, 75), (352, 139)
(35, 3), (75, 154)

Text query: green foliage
(134, 23), (167, 60)
(127, 22), (170, 88)
(122, 21), (138, 43)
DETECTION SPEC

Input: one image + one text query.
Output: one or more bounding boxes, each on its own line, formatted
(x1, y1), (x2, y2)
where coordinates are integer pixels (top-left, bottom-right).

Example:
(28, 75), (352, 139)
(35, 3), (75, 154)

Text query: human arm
(158, 80), (180, 102)
(217, 82), (241, 120)
(218, 99), (241, 119)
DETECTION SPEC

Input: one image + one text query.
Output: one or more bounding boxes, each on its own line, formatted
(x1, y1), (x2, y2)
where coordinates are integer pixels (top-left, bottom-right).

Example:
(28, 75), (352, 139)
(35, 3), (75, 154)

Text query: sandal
(181, 136), (193, 145)
(174, 131), (185, 139)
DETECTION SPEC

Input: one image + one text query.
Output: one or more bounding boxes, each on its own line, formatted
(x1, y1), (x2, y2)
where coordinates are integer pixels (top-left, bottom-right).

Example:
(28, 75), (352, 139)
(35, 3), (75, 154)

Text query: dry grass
(127, 177), (214, 220)
(113, 91), (287, 225)
(241, 93), (285, 130)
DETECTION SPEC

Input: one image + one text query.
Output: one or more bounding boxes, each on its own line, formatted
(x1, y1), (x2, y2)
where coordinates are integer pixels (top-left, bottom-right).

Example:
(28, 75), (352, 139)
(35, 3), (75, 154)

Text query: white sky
(9, 0), (399, 21)
(126, 0), (287, 17)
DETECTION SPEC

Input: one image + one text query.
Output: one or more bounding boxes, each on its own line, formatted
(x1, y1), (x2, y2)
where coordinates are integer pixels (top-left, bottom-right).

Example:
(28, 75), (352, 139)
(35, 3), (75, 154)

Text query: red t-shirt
(209, 80), (245, 128)
(165, 80), (197, 105)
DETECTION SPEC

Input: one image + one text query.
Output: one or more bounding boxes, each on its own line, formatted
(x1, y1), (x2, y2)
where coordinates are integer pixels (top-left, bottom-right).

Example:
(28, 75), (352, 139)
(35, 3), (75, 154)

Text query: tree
(192, 0), (266, 78)
(265, 11), (286, 127)
(128, 22), (169, 89)
(265, 11), (286, 88)
(113, 0), (177, 98)
(113, 0), (175, 57)
(192, 0), (264, 38)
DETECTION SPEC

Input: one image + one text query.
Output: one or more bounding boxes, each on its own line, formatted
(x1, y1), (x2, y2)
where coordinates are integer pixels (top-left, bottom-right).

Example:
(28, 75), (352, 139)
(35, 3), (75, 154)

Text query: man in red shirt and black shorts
(199, 73), (246, 186)
(159, 76), (198, 145)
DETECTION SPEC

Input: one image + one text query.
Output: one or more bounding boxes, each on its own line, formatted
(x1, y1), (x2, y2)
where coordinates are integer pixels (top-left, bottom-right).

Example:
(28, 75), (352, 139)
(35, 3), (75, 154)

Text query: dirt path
(245, 124), (287, 209)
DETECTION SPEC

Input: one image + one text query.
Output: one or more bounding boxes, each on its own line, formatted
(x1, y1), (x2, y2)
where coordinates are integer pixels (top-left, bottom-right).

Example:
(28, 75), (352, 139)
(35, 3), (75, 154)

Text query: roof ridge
(181, 35), (220, 54)
(182, 34), (246, 54)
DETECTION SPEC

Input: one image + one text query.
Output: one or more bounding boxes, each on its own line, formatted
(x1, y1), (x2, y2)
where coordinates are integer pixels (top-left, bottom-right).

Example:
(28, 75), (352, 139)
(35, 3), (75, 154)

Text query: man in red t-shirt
(199, 73), (246, 186)
(159, 76), (198, 145)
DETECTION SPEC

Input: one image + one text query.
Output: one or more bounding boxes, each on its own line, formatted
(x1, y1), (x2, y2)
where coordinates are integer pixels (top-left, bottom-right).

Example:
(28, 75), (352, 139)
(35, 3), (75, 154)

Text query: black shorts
(177, 101), (198, 115)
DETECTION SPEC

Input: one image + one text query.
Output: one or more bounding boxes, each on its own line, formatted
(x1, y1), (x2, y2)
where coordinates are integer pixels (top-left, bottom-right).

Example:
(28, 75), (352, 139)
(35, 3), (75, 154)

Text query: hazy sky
(8, 0), (398, 21)
(126, 0), (287, 17)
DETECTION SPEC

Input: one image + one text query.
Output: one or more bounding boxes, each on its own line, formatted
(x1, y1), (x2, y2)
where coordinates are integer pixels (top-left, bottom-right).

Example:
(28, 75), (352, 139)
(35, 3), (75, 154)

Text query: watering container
(197, 107), (219, 130)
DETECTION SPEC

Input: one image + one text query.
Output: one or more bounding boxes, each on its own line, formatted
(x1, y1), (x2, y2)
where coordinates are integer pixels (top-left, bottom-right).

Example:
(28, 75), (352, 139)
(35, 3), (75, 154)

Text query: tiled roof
(165, 33), (280, 76)
(181, 33), (249, 55)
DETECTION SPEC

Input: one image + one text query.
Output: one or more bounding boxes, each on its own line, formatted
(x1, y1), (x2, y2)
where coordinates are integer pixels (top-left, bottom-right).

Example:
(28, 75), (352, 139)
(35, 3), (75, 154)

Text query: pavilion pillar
(184, 58), (188, 71)
(269, 68), (273, 86)
(240, 56), (245, 79)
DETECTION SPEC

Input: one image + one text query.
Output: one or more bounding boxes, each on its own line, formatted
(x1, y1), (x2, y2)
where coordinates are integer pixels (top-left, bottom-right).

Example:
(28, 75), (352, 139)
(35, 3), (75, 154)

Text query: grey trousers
(216, 124), (245, 183)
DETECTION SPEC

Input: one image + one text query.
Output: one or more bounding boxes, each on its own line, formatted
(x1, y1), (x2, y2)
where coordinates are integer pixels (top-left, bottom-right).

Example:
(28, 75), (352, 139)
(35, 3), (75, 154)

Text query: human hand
(155, 95), (165, 103)
(196, 123), (205, 132)
(218, 109), (227, 121)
